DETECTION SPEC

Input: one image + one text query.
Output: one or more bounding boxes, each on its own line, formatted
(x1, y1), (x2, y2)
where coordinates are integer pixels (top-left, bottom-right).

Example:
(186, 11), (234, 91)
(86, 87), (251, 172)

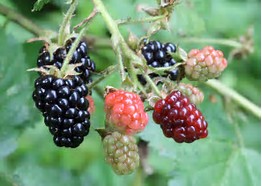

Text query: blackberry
(139, 40), (185, 85)
(153, 90), (208, 143)
(32, 75), (90, 148)
(36, 38), (96, 84)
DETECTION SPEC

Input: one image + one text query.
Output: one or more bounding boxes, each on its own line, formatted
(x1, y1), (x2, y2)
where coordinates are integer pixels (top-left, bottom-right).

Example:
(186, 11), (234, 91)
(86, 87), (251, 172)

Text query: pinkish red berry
(185, 46), (227, 81)
(153, 91), (208, 143)
(104, 90), (148, 135)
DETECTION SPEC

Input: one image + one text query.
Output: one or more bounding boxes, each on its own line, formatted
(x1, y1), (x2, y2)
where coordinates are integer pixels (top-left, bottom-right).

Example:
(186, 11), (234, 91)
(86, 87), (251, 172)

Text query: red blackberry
(152, 91), (208, 143)
(32, 75), (90, 148)
(138, 40), (185, 85)
(104, 89), (148, 135)
(37, 38), (96, 84)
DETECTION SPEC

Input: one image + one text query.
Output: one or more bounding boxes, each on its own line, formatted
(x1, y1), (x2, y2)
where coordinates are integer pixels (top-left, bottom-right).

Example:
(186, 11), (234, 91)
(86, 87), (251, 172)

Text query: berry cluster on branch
(28, 0), (235, 176)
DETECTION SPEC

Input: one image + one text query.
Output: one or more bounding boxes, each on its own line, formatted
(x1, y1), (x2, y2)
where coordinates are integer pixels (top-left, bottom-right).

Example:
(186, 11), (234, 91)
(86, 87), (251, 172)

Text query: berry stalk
(116, 14), (166, 25)
(180, 37), (242, 49)
(58, 0), (78, 46)
(87, 65), (117, 89)
(205, 79), (261, 119)
(60, 27), (87, 74)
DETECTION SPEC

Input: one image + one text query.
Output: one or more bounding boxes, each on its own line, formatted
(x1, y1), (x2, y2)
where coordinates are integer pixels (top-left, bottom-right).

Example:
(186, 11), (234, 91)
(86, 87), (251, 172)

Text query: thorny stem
(116, 15), (166, 25)
(92, 0), (161, 96)
(205, 79), (261, 119)
(180, 37), (243, 48)
(88, 65), (117, 89)
(58, 0), (78, 45)
(0, 3), (51, 37)
(92, 0), (143, 67)
(116, 46), (126, 81)
(73, 8), (98, 30)
(143, 71), (162, 97)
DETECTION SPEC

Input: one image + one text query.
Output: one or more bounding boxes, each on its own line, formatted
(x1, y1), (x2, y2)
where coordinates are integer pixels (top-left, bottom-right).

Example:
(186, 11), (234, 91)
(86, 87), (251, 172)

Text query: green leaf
(0, 173), (16, 186)
(32, 0), (50, 12)
(0, 33), (38, 127)
(0, 130), (17, 159)
(0, 32), (38, 158)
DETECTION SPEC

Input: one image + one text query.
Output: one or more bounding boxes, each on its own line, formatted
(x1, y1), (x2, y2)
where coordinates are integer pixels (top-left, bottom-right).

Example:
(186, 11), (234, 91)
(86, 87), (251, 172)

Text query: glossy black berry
(36, 38), (96, 84)
(32, 75), (91, 148)
(139, 40), (185, 85)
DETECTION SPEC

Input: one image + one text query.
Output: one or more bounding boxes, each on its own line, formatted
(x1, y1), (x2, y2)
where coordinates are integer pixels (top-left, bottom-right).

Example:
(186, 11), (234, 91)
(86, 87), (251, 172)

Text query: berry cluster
(104, 89), (148, 135)
(102, 132), (140, 175)
(37, 38), (95, 84)
(138, 40), (185, 85)
(153, 91), (208, 143)
(32, 75), (90, 148)
(185, 46), (227, 81)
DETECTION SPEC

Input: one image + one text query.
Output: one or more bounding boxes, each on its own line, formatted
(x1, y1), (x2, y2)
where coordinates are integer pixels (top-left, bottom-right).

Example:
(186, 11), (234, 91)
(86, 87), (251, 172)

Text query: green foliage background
(0, 0), (260, 185)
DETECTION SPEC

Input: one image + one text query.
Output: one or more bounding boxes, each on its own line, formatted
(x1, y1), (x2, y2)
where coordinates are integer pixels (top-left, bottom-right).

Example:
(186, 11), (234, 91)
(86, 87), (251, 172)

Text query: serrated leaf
(32, 0), (50, 12)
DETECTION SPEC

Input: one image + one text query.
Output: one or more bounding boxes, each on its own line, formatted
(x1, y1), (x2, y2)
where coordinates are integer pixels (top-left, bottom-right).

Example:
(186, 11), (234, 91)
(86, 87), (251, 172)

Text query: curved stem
(0, 3), (47, 36)
(58, 0), (78, 45)
(180, 37), (242, 48)
(205, 79), (261, 119)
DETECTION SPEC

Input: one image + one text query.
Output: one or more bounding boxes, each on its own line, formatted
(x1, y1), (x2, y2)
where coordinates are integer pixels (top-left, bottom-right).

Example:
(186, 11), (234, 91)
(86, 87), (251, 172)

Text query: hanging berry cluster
(30, 0), (228, 175)
(32, 38), (96, 148)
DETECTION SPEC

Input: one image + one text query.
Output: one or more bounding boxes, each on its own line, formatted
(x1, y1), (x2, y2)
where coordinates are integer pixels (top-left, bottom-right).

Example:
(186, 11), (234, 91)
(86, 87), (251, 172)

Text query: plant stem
(180, 37), (242, 48)
(205, 79), (261, 119)
(116, 46), (126, 81)
(58, 0), (78, 45)
(116, 15), (165, 25)
(143, 72), (162, 97)
(61, 27), (87, 73)
(88, 65), (117, 89)
(73, 7), (98, 30)
(92, 0), (143, 67)
(92, 0), (162, 96)
(0, 3), (48, 36)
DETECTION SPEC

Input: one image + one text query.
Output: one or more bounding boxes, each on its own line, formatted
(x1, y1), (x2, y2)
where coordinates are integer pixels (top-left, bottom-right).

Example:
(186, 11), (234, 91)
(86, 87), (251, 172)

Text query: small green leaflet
(32, 0), (50, 12)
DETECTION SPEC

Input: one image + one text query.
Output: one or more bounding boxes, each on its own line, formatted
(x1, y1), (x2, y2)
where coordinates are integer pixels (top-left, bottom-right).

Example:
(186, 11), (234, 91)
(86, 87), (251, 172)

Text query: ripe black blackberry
(138, 40), (185, 85)
(37, 38), (96, 84)
(32, 75), (90, 148)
